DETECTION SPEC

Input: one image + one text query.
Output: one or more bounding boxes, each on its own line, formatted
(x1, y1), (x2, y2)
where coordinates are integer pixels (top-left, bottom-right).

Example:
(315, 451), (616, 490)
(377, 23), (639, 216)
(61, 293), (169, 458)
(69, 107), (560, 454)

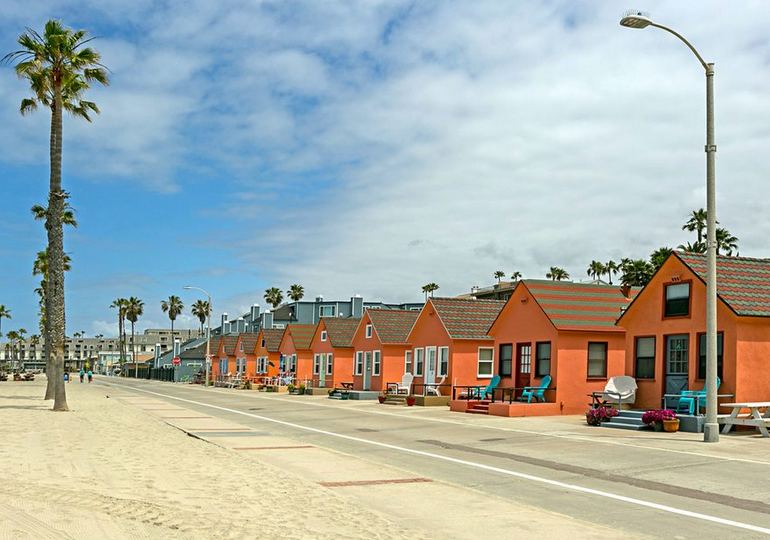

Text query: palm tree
(191, 299), (211, 335)
(31, 202), (77, 227)
(493, 270), (505, 283)
(16, 328), (27, 370)
(604, 260), (619, 285)
(546, 267), (570, 281)
(620, 259), (654, 287)
(586, 261), (605, 281)
(678, 241), (706, 254)
(72, 331), (82, 338)
(716, 228), (739, 256)
(4, 20), (108, 411)
(125, 297), (144, 378)
(5, 330), (19, 368)
(510, 271), (522, 282)
(649, 247), (674, 271)
(264, 287), (283, 309)
(421, 283), (439, 299)
(0, 305), (10, 339)
(682, 208), (709, 244)
(287, 284), (304, 302)
(110, 298), (128, 366)
(161, 295), (184, 354)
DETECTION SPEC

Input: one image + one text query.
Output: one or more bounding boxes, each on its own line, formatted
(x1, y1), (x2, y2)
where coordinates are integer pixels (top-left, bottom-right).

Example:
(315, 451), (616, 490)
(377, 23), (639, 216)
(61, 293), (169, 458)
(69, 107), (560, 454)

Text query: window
(438, 347), (449, 377)
(698, 333), (724, 380)
(290, 354), (297, 372)
(365, 324), (373, 338)
(535, 342), (551, 377)
(326, 353), (333, 375)
(319, 305), (336, 317)
(499, 344), (512, 377)
(588, 342), (608, 378)
(261, 338), (265, 347)
(313, 354), (321, 375)
(373, 350), (381, 376)
(355, 351), (364, 375)
(320, 331), (328, 342)
(477, 348), (494, 377)
(635, 337), (655, 379)
(239, 341), (243, 352)
(519, 344), (531, 374)
(414, 348), (424, 376)
(404, 350), (413, 374)
(665, 283), (690, 317)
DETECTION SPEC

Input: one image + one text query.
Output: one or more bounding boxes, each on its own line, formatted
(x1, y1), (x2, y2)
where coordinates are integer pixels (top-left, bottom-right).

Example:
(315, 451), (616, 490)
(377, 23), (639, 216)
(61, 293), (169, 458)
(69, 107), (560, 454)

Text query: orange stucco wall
(618, 256), (742, 408)
(350, 314), (409, 391)
(253, 332), (280, 379)
(309, 320), (354, 388)
(278, 330), (314, 386)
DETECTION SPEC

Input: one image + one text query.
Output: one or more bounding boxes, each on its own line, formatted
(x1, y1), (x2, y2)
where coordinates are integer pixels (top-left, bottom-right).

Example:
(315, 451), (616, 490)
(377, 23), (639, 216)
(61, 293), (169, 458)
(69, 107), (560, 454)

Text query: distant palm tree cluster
(263, 284), (305, 309)
(679, 208), (739, 256)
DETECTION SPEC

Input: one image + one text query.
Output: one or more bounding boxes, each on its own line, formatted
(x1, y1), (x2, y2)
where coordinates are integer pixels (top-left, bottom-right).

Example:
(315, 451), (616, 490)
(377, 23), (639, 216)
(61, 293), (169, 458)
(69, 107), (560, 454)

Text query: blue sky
(2, 1), (770, 337)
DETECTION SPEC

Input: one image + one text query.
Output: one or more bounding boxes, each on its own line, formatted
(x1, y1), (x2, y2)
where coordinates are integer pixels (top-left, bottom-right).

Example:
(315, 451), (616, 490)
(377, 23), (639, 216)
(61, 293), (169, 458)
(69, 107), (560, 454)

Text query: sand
(0, 377), (428, 539)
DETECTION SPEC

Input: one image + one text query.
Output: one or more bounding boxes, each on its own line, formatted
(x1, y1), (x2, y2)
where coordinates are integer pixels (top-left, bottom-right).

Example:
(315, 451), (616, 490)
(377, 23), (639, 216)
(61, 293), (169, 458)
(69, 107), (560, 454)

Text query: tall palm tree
(716, 228), (739, 256)
(161, 295), (184, 355)
(264, 287), (283, 309)
(0, 305), (10, 339)
(604, 260), (619, 285)
(682, 208), (709, 244)
(16, 328), (27, 370)
(678, 241), (706, 254)
(5, 330), (19, 367)
(586, 260), (605, 281)
(421, 283), (439, 299)
(125, 297), (144, 378)
(510, 272), (522, 282)
(493, 270), (505, 283)
(546, 267), (570, 281)
(4, 20), (109, 411)
(31, 202), (77, 227)
(110, 298), (128, 366)
(620, 259), (654, 287)
(649, 247), (674, 271)
(287, 284), (304, 302)
(191, 299), (211, 335)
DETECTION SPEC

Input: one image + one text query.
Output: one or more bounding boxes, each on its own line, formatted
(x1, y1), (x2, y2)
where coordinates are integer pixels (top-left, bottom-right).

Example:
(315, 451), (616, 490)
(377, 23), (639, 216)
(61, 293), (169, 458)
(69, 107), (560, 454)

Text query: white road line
(162, 380), (770, 468)
(111, 382), (770, 536)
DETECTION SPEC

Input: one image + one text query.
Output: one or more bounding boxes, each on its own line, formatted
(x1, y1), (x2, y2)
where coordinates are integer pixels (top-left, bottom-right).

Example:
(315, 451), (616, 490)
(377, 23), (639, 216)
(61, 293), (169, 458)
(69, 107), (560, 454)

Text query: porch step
(466, 400), (491, 415)
(601, 421), (646, 431)
(383, 395), (407, 405)
(327, 389), (350, 400)
(600, 410), (648, 431)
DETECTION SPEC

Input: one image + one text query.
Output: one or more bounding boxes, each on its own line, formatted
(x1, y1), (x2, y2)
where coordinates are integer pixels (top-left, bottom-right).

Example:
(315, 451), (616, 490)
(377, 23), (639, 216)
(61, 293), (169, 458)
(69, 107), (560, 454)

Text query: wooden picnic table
(719, 402), (770, 437)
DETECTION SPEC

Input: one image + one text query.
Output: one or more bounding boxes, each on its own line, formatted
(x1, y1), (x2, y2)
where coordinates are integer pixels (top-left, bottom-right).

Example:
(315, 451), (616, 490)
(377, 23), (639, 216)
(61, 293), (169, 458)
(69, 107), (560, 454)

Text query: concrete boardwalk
(103, 378), (770, 539)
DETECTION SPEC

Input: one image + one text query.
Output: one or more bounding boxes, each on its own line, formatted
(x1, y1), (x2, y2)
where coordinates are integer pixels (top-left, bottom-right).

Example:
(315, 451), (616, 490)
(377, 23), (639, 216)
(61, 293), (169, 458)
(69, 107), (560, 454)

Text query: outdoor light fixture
(620, 12), (719, 443)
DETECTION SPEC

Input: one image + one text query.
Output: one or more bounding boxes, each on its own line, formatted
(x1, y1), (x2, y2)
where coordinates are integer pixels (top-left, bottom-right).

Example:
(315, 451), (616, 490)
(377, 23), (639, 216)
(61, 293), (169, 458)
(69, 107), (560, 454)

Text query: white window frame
(438, 346), (449, 377)
(319, 305), (336, 317)
(290, 354), (297, 372)
(313, 354), (321, 375)
(355, 351), (364, 375)
(365, 324), (373, 338)
(326, 353), (334, 375)
(477, 347), (494, 378)
(373, 350), (381, 376)
(414, 348), (424, 376)
(321, 330), (328, 342)
(404, 350), (412, 374)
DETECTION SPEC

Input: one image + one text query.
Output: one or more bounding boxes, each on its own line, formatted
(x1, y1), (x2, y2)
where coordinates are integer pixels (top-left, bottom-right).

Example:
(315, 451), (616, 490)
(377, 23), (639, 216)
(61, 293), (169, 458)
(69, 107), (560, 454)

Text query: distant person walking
(87, 369), (93, 383)
(64, 371), (70, 383)
(79, 368), (85, 383)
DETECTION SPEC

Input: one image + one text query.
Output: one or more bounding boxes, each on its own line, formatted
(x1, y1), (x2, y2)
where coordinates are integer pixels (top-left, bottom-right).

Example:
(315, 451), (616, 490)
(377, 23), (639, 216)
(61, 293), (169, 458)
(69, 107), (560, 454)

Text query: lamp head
(620, 10), (653, 29)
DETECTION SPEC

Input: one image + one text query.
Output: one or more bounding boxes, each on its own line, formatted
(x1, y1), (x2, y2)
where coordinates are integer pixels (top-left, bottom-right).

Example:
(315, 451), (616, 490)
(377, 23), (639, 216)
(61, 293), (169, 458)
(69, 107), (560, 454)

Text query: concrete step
(466, 409), (489, 415)
(616, 410), (646, 418)
(607, 416), (645, 426)
(601, 421), (647, 431)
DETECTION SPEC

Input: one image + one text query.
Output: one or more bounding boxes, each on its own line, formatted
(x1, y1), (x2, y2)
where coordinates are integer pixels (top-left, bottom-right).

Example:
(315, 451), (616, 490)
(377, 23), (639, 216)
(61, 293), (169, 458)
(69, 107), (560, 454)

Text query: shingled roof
(319, 317), (360, 347)
(239, 333), (260, 354)
(521, 280), (636, 332)
(285, 324), (316, 350)
(677, 252), (770, 317)
(221, 335), (240, 355)
(366, 309), (419, 344)
(430, 297), (505, 340)
(180, 342), (206, 360)
(262, 328), (285, 352)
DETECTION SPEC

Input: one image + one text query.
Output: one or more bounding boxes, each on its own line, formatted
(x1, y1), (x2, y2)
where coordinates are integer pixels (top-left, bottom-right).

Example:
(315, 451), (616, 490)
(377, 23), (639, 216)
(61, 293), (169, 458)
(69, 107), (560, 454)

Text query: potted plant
(287, 384), (296, 394)
(642, 409), (677, 432)
(377, 393), (386, 404)
(298, 384), (306, 395)
(585, 406), (618, 426)
(406, 396), (416, 406)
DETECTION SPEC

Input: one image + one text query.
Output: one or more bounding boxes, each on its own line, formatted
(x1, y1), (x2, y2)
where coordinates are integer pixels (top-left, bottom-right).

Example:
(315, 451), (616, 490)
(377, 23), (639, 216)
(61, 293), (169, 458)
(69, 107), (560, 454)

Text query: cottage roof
(429, 297), (506, 340)
(221, 335), (240, 355)
(262, 328), (285, 352)
(286, 324), (316, 350)
(677, 252), (770, 317)
(179, 342), (206, 360)
(365, 309), (419, 344)
(319, 317), (360, 347)
(520, 279), (635, 332)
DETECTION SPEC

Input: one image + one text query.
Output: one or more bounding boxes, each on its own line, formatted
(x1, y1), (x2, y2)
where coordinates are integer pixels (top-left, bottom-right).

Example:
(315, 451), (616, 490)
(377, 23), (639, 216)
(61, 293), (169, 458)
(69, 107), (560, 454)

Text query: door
(318, 354), (326, 387)
(515, 344), (532, 397)
(425, 346), (437, 386)
(666, 335), (689, 402)
(363, 351), (372, 391)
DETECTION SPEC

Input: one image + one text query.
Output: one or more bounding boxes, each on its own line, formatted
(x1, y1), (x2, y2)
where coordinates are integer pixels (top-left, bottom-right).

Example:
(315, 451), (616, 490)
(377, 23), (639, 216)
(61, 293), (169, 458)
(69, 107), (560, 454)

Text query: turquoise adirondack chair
(477, 375), (501, 399)
(520, 375), (552, 403)
(677, 377), (721, 415)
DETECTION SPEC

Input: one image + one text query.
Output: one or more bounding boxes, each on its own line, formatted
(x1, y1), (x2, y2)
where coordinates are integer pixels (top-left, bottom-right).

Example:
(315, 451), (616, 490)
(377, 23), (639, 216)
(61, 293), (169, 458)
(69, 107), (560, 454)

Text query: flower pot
(585, 413), (601, 426)
(653, 421), (664, 432)
(377, 396), (386, 404)
(663, 419), (680, 433)
(406, 397), (416, 406)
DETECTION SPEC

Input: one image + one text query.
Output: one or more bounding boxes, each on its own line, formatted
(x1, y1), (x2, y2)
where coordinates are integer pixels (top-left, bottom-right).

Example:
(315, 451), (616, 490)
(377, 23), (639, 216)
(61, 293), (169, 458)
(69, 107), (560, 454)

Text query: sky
(1, 1), (769, 338)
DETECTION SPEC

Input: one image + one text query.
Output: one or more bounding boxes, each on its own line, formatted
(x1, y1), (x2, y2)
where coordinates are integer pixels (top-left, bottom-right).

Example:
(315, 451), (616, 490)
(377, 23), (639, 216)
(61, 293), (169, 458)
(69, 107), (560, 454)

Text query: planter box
(413, 395), (450, 407)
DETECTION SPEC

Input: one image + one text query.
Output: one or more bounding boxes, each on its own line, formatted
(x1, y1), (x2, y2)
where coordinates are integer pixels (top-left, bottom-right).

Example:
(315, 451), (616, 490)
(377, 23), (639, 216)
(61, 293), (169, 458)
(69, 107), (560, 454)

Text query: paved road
(100, 377), (770, 539)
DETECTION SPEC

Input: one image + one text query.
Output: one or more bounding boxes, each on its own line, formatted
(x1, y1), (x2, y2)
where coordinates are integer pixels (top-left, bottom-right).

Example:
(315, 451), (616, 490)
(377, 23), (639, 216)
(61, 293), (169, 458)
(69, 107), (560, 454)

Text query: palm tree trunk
(132, 322), (137, 378)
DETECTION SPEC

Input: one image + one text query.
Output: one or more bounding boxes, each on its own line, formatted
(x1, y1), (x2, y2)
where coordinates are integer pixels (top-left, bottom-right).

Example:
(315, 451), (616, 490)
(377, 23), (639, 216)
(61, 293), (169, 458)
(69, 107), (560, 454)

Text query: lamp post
(183, 286), (212, 388)
(620, 11), (719, 442)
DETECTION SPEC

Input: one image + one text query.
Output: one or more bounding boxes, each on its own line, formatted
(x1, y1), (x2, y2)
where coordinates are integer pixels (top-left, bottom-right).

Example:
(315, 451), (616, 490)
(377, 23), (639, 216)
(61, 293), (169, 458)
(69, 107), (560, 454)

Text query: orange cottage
(233, 333), (259, 378)
(406, 298), (505, 396)
(350, 309), (419, 392)
(618, 252), (770, 409)
(309, 317), (359, 389)
(278, 324), (316, 386)
(252, 328), (285, 381)
(212, 335), (239, 377)
(485, 280), (634, 416)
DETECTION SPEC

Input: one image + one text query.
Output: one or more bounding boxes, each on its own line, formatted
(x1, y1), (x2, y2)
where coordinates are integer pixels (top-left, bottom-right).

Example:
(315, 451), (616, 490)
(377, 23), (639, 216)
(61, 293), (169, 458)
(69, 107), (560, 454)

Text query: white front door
(425, 346), (437, 386)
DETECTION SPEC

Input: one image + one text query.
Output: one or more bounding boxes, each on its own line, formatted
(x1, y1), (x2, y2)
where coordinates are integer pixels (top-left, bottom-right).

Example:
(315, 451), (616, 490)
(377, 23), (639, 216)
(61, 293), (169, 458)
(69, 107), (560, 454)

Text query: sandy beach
(0, 377), (427, 539)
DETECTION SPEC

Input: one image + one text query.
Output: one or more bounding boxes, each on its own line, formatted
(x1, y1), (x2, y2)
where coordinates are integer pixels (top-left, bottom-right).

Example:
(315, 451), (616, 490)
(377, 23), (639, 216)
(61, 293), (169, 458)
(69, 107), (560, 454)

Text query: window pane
(665, 283), (690, 316)
(536, 342), (551, 377)
(636, 337), (655, 357)
(698, 333), (724, 379)
(499, 344), (512, 376)
(479, 348), (493, 361)
(588, 343), (607, 377)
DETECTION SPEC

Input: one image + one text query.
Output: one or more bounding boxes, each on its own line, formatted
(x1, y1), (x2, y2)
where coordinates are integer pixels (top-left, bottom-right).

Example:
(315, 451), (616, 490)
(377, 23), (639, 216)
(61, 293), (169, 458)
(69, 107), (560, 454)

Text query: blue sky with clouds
(2, 1), (770, 337)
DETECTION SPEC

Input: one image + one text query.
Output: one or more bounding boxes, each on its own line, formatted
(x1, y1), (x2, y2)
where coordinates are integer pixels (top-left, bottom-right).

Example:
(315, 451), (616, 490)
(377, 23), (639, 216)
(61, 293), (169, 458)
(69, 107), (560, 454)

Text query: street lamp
(183, 286), (212, 388)
(620, 11), (719, 442)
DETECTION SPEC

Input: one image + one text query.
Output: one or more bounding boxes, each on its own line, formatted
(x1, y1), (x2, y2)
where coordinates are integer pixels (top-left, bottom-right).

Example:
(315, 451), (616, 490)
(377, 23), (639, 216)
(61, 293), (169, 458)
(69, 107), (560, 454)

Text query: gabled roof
(221, 335), (240, 355)
(319, 317), (360, 347)
(429, 297), (506, 340)
(239, 333), (260, 354)
(365, 309), (419, 344)
(677, 252), (770, 317)
(261, 328), (285, 352)
(285, 324), (316, 350)
(520, 280), (636, 332)
(179, 342), (206, 359)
